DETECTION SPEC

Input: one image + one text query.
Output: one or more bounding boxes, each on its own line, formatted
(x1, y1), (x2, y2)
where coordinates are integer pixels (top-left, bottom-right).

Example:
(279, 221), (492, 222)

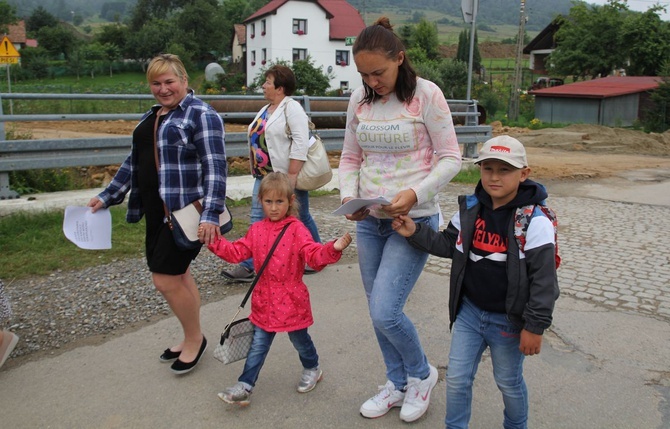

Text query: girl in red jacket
(207, 172), (352, 406)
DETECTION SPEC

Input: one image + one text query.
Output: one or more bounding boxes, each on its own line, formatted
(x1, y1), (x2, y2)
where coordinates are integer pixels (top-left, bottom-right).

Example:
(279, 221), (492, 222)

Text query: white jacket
(247, 97), (310, 174)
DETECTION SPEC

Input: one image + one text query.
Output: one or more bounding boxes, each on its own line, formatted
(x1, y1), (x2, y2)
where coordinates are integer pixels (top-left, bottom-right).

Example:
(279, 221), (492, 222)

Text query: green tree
(79, 43), (106, 78)
(455, 28), (481, 70)
(102, 43), (122, 77)
(620, 7), (670, 76)
(550, 0), (628, 79)
(129, 0), (178, 32)
(126, 19), (175, 68)
(37, 24), (79, 60)
(26, 6), (59, 35)
(219, 0), (266, 56)
(472, 29), (481, 71)
(164, 42), (195, 72)
(13, 46), (49, 79)
(398, 24), (414, 48)
(642, 77), (670, 132)
(292, 57), (333, 95)
(438, 59), (468, 99)
(409, 47), (443, 87)
(95, 23), (127, 53)
(249, 57), (332, 95)
(0, 0), (18, 34)
(456, 29), (468, 62)
(173, 0), (227, 60)
(101, 2), (128, 22)
(412, 19), (439, 60)
(67, 47), (87, 79)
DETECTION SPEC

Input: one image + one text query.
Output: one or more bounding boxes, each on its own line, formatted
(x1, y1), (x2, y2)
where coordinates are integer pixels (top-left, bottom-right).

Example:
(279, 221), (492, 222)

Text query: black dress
(135, 112), (200, 275)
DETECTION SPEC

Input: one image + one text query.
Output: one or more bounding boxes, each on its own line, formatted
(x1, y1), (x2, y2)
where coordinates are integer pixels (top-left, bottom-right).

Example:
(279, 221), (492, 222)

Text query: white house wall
(246, 2), (362, 92)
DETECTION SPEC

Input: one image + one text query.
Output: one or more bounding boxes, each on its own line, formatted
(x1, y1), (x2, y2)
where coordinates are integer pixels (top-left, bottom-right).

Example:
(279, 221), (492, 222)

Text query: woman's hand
(334, 232), (353, 251)
(87, 197), (104, 213)
(198, 222), (221, 246)
(380, 189), (417, 218)
(287, 159), (304, 190)
(342, 197), (369, 222)
(391, 214), (417, 237)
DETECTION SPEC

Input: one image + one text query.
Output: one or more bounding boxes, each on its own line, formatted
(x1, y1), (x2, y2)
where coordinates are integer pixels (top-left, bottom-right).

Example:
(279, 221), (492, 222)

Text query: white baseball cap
(475, 135), (528, 168)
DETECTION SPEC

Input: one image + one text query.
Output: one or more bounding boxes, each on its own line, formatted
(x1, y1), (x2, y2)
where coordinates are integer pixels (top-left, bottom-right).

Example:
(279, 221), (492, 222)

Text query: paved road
(1, 170), (669, 428)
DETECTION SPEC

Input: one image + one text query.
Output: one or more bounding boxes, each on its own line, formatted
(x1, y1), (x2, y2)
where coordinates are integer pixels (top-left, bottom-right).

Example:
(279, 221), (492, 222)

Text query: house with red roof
(530, 76), (665, 126)
(2, 21), (38, 66)
(5, 20), (38, 51)
(242, 0), (366, 92)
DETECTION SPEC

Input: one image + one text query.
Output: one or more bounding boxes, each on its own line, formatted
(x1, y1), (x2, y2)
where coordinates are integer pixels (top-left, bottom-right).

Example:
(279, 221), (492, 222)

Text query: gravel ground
(1, 193), (361, 367)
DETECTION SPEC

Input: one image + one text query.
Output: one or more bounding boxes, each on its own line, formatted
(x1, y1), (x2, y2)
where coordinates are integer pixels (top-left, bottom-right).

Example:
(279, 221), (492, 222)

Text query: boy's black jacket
(407, 179), (559, 334)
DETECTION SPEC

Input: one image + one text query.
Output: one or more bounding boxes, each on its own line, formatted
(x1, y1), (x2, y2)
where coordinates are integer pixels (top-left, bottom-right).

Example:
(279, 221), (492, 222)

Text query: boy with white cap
(392, 135), (560, 429)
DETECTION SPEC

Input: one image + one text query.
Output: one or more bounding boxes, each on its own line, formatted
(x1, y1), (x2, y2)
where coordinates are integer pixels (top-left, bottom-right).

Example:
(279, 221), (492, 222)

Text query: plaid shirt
(98, 91), (227, 225)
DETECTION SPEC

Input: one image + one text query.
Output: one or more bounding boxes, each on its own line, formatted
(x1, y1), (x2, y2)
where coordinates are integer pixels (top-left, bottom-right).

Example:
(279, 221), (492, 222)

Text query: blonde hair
(146, 53), (189, 83)
(258, 172), (299, 217)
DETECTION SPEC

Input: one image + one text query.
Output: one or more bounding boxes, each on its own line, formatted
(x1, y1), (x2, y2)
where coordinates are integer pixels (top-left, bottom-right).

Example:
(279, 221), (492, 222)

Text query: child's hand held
(392, 214), (416, 237)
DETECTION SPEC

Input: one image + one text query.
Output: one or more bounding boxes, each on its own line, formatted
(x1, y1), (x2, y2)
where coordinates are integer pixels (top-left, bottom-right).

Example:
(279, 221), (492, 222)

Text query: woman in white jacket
(222, 65), (322, 281)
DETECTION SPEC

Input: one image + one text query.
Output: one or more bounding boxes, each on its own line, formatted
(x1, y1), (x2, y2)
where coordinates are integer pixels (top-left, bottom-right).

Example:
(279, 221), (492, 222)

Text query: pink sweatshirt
(339, 78), (462, 218)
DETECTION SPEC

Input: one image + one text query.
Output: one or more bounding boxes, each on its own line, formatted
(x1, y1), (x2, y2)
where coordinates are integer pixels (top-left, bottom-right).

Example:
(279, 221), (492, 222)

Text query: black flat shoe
(159, 348), (181, 363)
(170, 336), (207, 375)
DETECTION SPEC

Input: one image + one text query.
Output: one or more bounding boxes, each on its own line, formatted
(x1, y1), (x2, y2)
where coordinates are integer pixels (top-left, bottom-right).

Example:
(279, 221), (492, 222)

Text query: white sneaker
(360, 380), (405, 418)
(297, 367), (323, 393)
(399, 364), (438, 422)
(218, 382), (252, 406)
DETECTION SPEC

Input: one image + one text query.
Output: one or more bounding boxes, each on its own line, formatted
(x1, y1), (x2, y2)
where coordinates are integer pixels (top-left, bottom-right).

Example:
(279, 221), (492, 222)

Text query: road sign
(345, 36), (356, 46)
(461, 0), (478, 24)
(0, 36), (21, 61)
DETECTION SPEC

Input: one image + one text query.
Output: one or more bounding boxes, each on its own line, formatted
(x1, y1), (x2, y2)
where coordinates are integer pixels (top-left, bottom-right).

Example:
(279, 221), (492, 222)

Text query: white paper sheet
(63, 206), (112, 250)
(332, 196), (392, 215)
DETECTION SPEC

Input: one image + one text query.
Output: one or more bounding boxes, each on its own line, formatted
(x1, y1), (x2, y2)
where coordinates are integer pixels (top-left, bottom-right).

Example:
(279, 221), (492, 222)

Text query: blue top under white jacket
(406, 180), (559, 335)
(97, 91), (227, 225)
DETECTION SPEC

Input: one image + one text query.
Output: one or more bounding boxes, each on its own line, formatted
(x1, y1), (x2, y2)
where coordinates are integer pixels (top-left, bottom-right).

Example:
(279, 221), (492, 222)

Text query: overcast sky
(588, 0), (670, 20)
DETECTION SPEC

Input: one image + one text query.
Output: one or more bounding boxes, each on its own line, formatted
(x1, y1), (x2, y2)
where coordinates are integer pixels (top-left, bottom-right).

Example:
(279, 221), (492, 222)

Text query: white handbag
(168, 200), (233, 250)
(213, 317), (254, 364)
(284, 109), (333, 191)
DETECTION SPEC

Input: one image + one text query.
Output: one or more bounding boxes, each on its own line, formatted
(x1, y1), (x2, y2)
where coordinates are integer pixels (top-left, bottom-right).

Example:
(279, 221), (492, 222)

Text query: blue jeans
(240, 177), (321, 271)
(356, 214), (438, 390)
(445, 297), (528, 429)
(238, 325), (319, 389)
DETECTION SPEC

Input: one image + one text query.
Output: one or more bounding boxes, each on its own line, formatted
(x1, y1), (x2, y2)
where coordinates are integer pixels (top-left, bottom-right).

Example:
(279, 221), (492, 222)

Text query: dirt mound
(489, 122), (670, 156)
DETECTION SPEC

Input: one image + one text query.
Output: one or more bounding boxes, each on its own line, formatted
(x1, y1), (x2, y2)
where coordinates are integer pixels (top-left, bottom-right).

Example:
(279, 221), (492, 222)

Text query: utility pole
(508, 0), (526, 121)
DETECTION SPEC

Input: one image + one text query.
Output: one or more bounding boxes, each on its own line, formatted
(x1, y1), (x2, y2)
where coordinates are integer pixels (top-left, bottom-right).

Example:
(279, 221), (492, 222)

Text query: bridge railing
(0, 93), (491, 199)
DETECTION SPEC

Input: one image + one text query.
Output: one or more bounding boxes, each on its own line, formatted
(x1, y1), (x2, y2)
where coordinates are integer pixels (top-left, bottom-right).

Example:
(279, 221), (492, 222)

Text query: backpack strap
(514, 204), (535, 253)
(514, 204), (561, 269)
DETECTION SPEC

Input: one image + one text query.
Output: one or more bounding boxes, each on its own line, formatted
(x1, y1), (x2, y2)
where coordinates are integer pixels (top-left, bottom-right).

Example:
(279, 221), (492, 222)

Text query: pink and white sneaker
(360, 380), (405, 418)
(399, 364), (438, 422)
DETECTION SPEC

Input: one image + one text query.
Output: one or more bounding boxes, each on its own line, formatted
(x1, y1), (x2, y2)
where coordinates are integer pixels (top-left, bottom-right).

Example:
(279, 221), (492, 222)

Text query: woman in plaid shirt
(89, 54), (227, 375)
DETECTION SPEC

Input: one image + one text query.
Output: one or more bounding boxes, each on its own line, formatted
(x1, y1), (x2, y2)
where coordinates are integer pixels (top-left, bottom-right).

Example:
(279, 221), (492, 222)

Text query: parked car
(529, 77), (564, 91)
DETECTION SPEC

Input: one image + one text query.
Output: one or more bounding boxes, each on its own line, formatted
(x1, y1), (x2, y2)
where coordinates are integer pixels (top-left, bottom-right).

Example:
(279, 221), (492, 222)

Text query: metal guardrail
(0, 93), (491, 199)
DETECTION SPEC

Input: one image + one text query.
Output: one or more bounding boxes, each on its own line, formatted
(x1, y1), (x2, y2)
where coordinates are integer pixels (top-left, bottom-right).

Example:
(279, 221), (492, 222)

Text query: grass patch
(452, 166), (481, 184)
(0, 202), (254, 280)
(0, 206), (145, 280)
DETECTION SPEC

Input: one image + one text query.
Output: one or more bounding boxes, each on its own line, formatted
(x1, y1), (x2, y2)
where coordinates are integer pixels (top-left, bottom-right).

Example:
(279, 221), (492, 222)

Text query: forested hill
(344, 0), (573, 31)
(9, 0), (572, 32)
